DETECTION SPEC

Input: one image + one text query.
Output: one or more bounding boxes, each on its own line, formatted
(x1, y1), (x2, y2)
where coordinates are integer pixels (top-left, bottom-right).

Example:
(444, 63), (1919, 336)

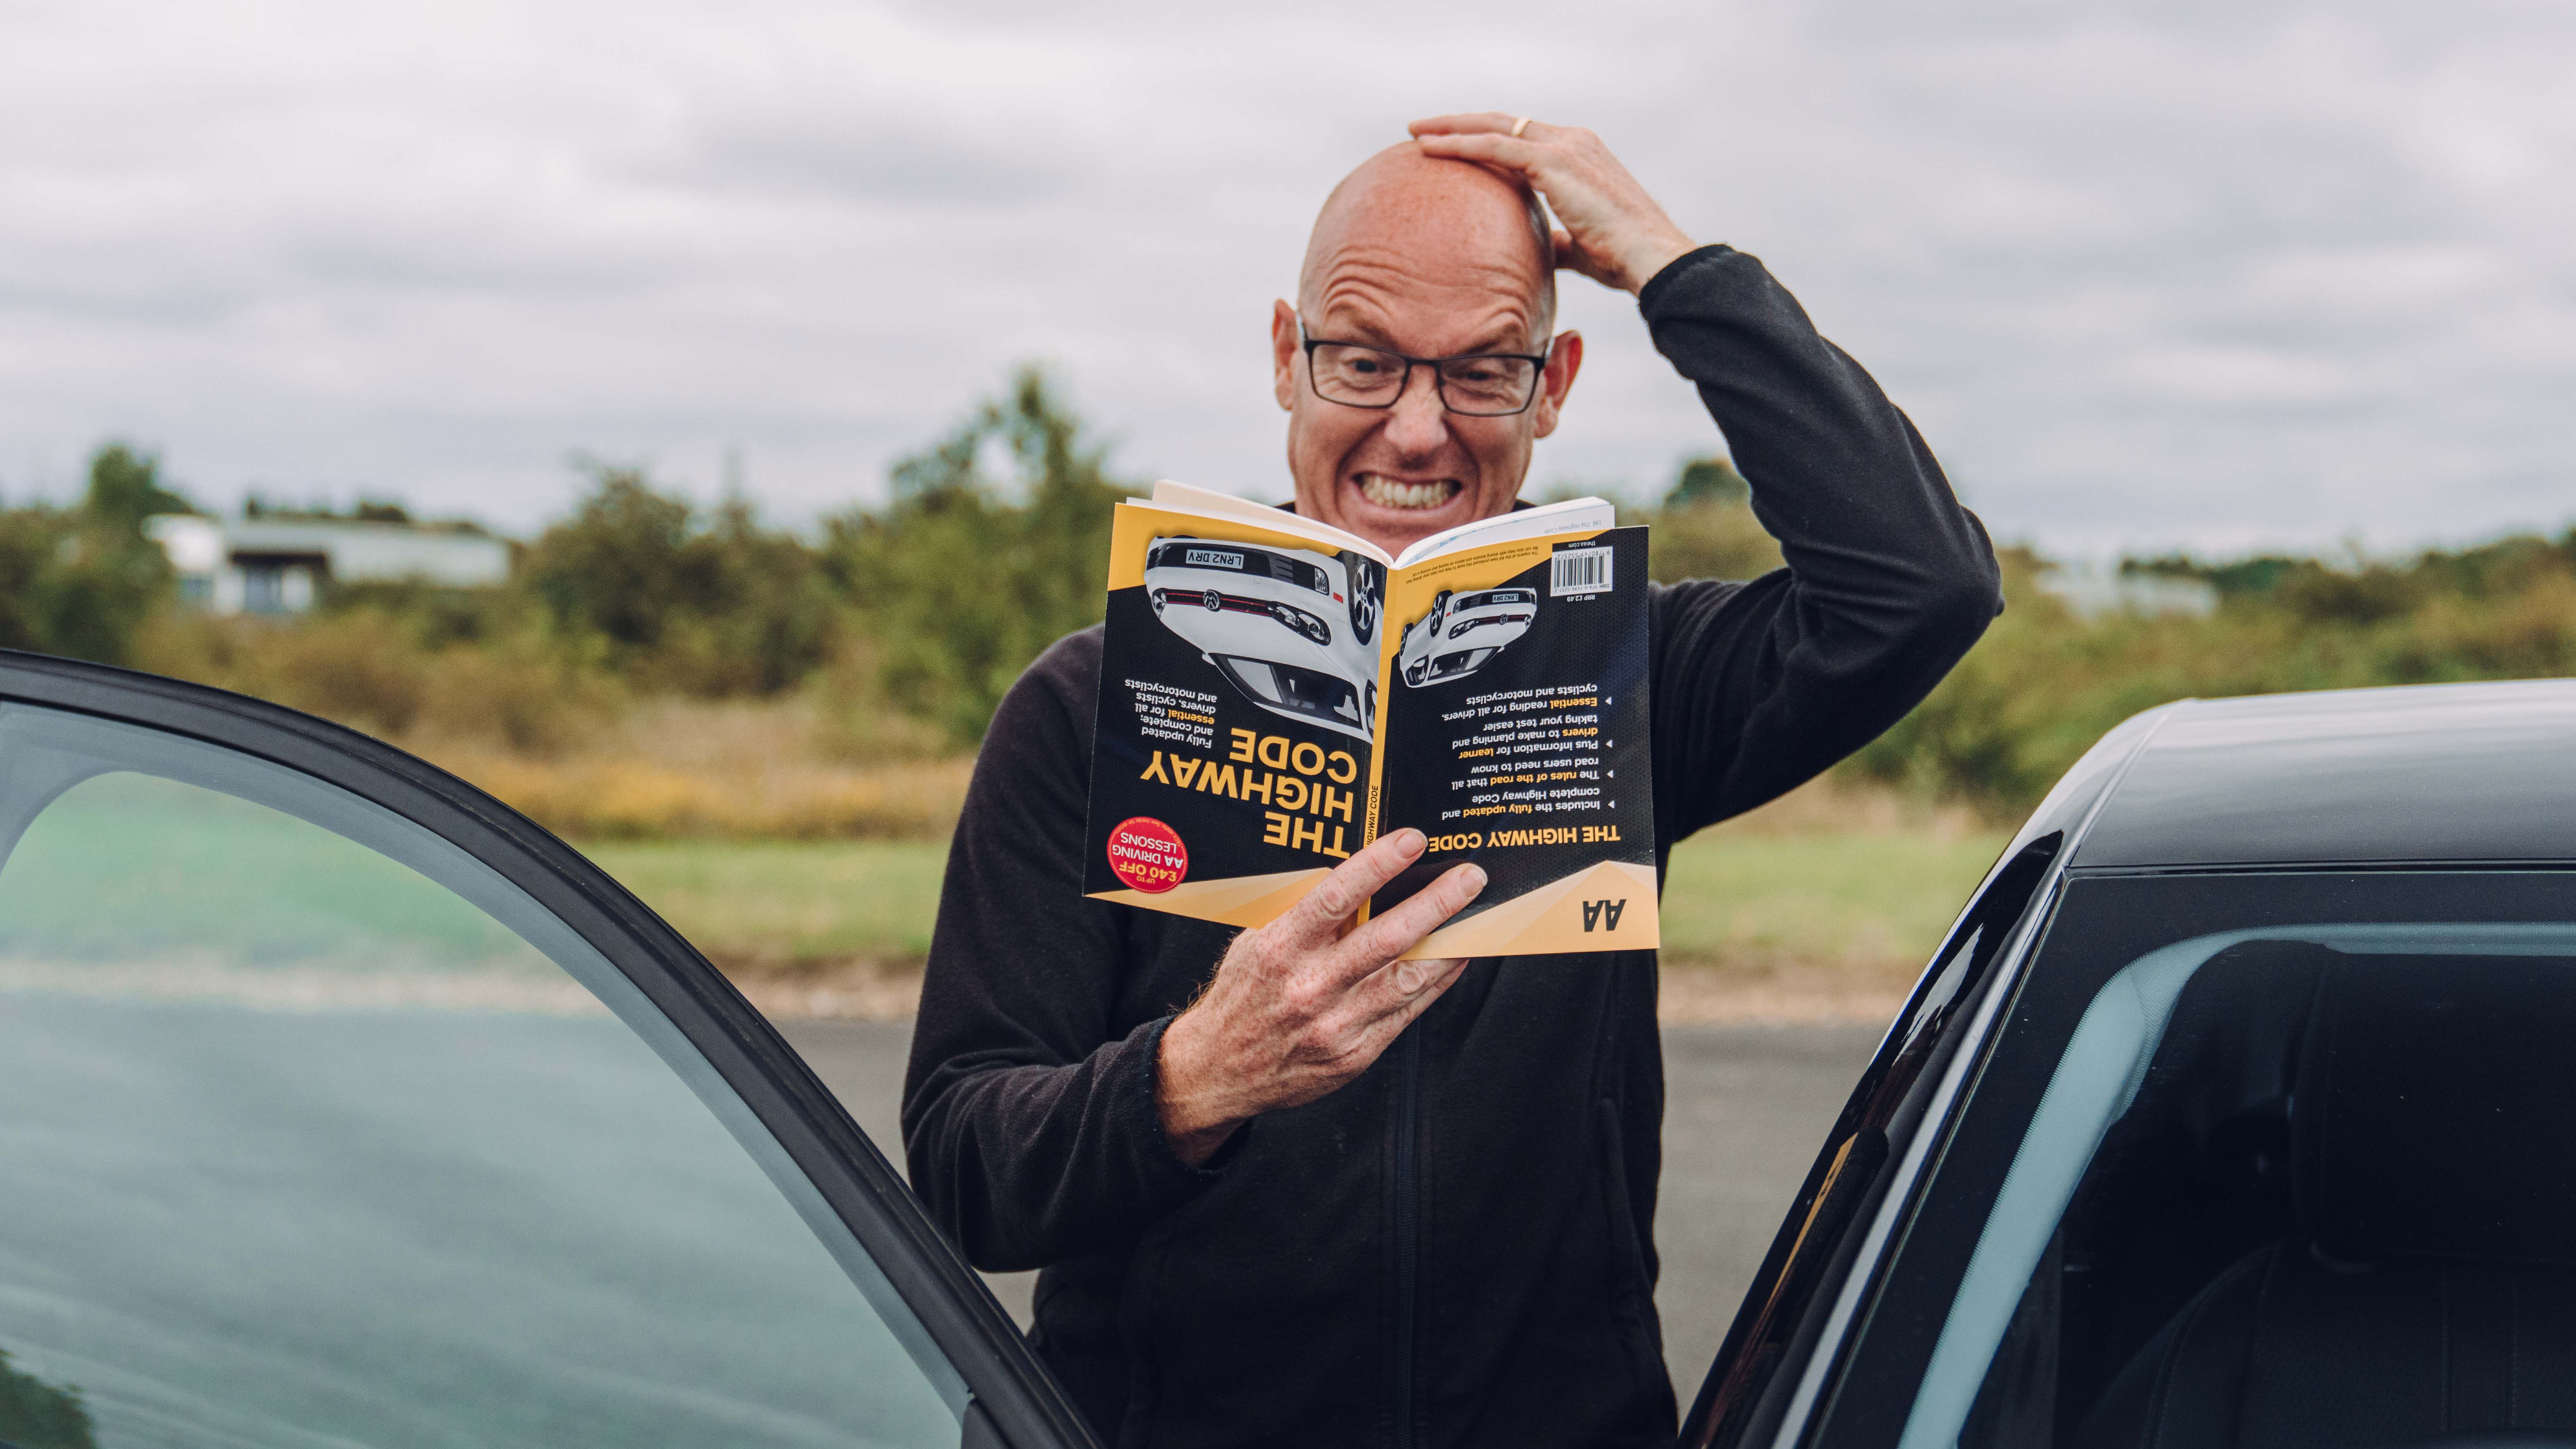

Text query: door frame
(0, 649), (1096, 1449)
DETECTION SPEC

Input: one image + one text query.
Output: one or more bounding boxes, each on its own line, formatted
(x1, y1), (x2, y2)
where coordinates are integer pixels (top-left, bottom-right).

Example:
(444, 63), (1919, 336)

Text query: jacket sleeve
(899, 633), (1224, 1272)
(1640, 245), (2003, 844)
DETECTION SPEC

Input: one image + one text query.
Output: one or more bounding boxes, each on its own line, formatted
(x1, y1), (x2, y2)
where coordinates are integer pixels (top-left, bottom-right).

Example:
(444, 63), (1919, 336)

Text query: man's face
(1271, 152), (1582, 556)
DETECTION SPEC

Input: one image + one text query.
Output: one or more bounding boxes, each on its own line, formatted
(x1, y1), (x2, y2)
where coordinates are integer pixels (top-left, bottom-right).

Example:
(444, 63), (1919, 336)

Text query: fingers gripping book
(1082, 481), (1657, 959)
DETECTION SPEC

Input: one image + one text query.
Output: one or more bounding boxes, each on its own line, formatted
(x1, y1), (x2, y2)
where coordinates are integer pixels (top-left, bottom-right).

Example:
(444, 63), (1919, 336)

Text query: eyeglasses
(1298, 322), (1550, 417)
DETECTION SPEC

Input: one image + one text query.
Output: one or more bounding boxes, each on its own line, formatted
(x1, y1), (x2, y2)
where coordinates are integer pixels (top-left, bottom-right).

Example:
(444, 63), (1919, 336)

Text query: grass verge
(587, 781), (2010, 1025)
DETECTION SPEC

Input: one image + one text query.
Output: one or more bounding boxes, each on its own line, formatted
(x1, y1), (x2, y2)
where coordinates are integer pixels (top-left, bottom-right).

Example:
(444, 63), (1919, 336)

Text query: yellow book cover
(1081, 481), (1657, 958)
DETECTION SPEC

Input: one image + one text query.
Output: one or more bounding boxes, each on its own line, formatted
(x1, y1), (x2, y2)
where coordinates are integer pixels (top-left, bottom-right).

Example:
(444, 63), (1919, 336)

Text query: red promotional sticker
(1106, 817), (1189, 894)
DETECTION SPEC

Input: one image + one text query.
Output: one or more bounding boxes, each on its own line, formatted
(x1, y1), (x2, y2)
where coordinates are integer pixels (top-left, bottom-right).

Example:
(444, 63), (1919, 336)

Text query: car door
(0, 652), (1094, 1449)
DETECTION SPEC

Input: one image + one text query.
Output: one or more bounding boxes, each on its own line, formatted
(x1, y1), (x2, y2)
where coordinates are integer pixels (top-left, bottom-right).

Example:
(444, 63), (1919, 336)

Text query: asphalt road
(782, 1020), (1880, 1409)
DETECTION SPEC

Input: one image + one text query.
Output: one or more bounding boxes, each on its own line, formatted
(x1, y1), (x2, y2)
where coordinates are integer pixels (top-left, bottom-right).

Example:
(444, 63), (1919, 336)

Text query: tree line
(33, 369), (1124, 755)
(15, 368), (2576, 813)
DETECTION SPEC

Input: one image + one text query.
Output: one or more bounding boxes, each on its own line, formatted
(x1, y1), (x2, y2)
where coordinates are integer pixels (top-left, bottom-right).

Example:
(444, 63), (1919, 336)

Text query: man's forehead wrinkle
(1304, 209), (1543, 291)
(1316, 239), (1539, 297)
(1311, 251), (1536, 353)
(1297, 146), (1551, 332)
(1300, 261), (1547, 356)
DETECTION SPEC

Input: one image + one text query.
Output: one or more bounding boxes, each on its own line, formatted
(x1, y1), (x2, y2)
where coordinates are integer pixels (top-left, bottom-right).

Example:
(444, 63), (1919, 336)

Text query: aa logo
(1581, 898), (1627, 933)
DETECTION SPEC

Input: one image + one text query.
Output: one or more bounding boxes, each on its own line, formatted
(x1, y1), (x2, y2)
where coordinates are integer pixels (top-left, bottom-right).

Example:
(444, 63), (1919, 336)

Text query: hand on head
(1409, 114), (1699, 295)
(1156, 829), (1487, 1166)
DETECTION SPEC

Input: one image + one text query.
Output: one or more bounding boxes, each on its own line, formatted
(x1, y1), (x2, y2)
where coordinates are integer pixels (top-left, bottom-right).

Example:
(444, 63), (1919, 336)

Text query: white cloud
(0, 0), (2570, 557)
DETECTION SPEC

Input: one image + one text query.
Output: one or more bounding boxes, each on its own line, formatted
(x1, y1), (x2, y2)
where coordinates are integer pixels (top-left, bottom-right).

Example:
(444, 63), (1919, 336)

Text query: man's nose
(1382, 367), (1451, 456)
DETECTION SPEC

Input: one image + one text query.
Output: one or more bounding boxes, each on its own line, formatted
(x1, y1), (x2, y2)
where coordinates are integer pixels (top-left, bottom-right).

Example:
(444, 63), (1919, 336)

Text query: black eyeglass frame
(1297, 322), (1553, 417)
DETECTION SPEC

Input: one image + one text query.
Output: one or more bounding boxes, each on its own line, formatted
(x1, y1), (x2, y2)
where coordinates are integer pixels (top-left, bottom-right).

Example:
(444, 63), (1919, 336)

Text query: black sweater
(902, 246), (2001, 1448)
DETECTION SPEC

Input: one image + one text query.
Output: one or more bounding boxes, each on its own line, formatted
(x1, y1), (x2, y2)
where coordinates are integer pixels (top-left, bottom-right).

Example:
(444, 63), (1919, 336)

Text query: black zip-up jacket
(902, 246), (2001, 1448)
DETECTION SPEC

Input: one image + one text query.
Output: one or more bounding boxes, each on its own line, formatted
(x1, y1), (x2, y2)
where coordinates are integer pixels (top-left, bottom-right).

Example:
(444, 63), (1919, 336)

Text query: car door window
(0, 703), (963, 1449)
(1801, 870), (2576, 1449)
(1904, 921), (2576, 1449)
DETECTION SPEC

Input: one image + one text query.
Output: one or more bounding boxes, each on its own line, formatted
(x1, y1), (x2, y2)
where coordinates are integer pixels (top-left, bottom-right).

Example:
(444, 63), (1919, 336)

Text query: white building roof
(2034, 563), (2220, 620)
(148, 514), (511, 589)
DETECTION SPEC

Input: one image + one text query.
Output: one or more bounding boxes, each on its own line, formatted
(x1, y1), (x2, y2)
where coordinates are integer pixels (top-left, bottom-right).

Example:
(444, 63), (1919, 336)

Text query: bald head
(1270, 140), (1583, 554)
(1297, 144), (1556, 344)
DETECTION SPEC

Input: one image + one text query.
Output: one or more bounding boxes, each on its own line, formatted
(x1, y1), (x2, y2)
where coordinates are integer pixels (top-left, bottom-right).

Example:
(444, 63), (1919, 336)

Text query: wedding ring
(1509, 116), (1532, 138)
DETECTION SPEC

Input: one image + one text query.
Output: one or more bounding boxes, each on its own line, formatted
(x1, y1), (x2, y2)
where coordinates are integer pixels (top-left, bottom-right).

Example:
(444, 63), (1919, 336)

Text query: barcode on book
(1551, 547), (1613, 597)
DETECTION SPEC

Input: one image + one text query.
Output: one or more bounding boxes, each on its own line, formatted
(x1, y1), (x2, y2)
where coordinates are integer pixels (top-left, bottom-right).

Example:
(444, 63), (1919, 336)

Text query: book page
(1148, 480), (1392, 564)
(1366, 523), (1658, 958)
(1391, 496), (1617, 569)
(1080, 499), (1390, 925)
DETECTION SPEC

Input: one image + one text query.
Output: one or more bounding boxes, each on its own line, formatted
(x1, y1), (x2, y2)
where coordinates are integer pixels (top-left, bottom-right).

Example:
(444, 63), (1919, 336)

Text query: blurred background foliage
(821, 368), (1129, 749)
(0, 443), (182, 666)
(15, 367), (2576, 839)
(1849, 538), (2576, 809)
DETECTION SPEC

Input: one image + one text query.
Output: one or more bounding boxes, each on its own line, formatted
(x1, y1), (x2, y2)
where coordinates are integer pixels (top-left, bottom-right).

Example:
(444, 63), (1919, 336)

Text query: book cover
(1081, 482), (1657, 957)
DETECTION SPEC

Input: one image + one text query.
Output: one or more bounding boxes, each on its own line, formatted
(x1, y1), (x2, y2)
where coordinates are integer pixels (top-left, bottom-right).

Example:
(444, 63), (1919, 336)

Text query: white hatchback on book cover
(1141, 535), (1385, 742)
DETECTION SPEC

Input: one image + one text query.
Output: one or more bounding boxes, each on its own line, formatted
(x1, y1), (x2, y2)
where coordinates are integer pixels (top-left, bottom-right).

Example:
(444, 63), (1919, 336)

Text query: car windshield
(1819, 871), (2576, 1449)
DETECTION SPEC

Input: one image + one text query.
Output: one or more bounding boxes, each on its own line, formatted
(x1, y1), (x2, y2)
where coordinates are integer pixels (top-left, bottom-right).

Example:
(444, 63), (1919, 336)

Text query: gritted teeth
(1356, 474), (1463, 511)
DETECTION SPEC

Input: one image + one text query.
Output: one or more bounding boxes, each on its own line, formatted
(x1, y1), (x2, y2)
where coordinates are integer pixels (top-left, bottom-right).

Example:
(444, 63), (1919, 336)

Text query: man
(904, 114), (1999, 1446)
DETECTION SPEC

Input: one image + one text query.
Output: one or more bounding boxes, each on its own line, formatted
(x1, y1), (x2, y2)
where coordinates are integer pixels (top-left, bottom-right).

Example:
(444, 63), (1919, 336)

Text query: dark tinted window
(1816, 872), (2576, 1449)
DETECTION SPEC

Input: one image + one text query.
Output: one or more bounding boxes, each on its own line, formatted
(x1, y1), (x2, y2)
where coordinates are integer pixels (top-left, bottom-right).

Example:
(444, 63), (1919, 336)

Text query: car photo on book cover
(1396, 586), (1538, 687)
(1143, 535), (1386, 743)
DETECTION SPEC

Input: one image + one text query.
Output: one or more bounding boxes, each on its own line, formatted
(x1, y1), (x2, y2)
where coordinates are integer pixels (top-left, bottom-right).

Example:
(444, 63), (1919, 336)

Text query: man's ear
(1271, 300), (1301, 412)
(1531, 330), (1584, 440)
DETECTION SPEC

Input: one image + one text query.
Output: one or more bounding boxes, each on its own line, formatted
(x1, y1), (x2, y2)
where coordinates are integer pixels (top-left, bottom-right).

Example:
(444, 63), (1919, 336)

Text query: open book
(1081, 480), (1656, 959)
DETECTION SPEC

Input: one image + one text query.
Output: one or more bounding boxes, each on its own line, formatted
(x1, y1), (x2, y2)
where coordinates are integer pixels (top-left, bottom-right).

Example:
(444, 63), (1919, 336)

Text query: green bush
(1852, 537), (2576, 814)
(821, 367), (1132, 749)
(519, 468), (839, 696)
(136, 610), (620, 755)
(0, 444), (187, 665)
(1639, 495), (1783, 584)
(0, 1346), (92, 1449)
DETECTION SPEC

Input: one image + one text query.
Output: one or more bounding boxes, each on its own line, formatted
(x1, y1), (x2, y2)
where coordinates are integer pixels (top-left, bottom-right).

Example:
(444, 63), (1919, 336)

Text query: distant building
(144, 514), (511, 615)
(2034, 563), (2220, 621)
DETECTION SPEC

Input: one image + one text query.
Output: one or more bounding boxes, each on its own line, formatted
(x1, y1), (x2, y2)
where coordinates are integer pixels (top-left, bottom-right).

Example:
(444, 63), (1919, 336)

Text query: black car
(1684, 677), (2576, 1449)
(0, 653), (1084, 1449)
(7, 653), (2573, 1449)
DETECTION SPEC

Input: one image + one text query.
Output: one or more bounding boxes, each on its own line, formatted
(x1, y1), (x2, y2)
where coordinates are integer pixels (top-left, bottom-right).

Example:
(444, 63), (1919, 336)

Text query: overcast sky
(4, 0), (2570, 556)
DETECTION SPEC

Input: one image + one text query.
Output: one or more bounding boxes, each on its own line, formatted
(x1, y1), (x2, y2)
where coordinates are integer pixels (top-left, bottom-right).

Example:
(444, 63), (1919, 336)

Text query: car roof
(2069, 678), (2576, 869)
